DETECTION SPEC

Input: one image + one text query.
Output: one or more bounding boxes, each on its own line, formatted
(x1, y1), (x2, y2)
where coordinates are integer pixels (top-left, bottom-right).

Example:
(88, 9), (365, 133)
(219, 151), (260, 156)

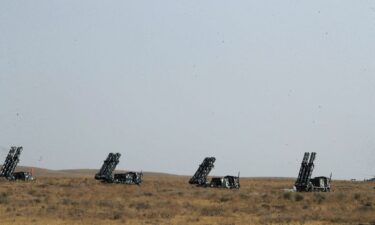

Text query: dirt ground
(0, 175), (375, 225)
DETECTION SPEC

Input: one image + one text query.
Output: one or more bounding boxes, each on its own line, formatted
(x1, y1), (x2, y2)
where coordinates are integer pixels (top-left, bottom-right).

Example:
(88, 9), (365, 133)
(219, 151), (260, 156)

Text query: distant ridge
(12, 166), (184, 178)
(4, 165), (297, 179)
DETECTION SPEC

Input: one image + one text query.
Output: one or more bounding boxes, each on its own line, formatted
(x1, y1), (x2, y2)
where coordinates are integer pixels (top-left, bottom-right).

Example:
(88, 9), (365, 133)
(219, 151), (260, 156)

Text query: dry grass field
(0, 170), (375, 225)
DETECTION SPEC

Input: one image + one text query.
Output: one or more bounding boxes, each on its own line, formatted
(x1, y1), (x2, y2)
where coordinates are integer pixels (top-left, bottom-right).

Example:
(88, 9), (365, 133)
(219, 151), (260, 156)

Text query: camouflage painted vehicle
(294, 152), (331, 192)
(114, 171), (143, 185)
(210, 175), (240, 189)
(95, 152), (142, 185)
(189, 157), (240, 189)
(0, 146), (34, 181)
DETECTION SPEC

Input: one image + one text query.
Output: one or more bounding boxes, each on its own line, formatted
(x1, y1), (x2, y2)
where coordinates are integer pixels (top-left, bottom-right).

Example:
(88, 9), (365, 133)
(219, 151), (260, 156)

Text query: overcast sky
(1, 1), (375, 179)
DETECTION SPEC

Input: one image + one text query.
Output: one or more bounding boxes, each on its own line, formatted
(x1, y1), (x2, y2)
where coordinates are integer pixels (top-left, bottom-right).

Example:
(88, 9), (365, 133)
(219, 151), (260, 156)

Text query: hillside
(0, 175), (375, 225)
(13, 166), (183, 178)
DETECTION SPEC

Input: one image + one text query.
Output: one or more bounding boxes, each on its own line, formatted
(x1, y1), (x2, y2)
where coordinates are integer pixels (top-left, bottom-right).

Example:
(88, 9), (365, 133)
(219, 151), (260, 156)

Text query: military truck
(189, 157), (240, 189)
(0, 146), (34, 181)
(294, 152), (331, 192)
(95, 152), (142, 185)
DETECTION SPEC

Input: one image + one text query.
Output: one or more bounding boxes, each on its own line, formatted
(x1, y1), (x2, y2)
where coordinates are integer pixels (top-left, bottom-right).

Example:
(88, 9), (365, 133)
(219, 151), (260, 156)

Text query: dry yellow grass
(0, 174), (375, 225)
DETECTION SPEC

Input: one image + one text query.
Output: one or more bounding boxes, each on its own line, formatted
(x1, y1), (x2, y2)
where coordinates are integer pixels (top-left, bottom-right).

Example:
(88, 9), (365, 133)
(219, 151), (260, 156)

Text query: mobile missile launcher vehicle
(189, 157), (216, 186)
(114, 172), (143, 184)
(210, 175), (240, 189)
(95, 152), (143, 185)
(189, 157), (240, 189)
(0, 146), (34, 181)
(13, 171), (34, 180)
(294, 152), (331, 192)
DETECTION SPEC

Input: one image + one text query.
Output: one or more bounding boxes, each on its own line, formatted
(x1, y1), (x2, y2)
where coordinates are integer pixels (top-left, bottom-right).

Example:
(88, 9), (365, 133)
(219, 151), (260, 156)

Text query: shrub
(143, 192), (153, 197)
(113, 212), (122, 220)
(28, 189), (37, 195)
(0, 192), (8, 204)
(98, 200), (114, 208)
(358, 202), (373, 211)
(283, 192), (292, 200)
(294, 194), (304, 202)
(314, 193), (326, 204)
(131, 202), (150, 210)
(200, 206), (223, 216)
(336, 193), (345, 201)
(261, 204), (270, 210)
(219, 196), (231, 202)
(239, 193), (250, 199)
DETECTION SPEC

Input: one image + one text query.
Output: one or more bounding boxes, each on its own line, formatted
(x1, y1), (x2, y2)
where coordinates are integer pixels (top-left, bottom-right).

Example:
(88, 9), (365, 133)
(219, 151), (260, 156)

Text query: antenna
(329, 172), (332, 183)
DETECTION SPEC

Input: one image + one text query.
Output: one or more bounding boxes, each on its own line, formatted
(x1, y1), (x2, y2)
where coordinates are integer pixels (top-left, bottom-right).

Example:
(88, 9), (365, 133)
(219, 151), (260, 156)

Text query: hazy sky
(1, 1), (375, 179)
